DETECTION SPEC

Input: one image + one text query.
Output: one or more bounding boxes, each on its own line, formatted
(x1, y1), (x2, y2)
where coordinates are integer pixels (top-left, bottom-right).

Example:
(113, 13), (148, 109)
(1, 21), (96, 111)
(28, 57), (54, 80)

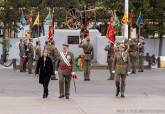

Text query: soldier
(104, 42), (115, 80)
(19, 39), (25, 72)
(44, 41), (52, 56)
(23, 39), (28, 72)
(50, 41), (58, 80)
(112, 43), (131, 98)
(34, 41), (41, 69)
(56, 44), (75, 99)
(27, 39), (34, 74)
(128, 39), (138, 74)
(79, 37), (94, 81)
(138, 42), (145, 72)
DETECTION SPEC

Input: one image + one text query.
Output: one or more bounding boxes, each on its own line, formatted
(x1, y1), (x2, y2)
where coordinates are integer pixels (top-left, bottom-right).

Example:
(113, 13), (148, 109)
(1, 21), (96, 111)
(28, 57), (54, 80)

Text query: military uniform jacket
(28, 43), (34, 59)
(35, 46), (41, 61)
(113, 52), (130, 75)
(79, 42), (94, 60)
(49, 46), (59, 62)
(19, 43), (25, 57)
(104, 45), (115, 63)
(56, 51), (75, 75)
(128, 45), (137, 57)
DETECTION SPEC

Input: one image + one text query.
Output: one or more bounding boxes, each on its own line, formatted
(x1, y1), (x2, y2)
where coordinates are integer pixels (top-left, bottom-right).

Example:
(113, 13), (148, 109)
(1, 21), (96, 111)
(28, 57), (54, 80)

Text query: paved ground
(0, 66), (165, 114)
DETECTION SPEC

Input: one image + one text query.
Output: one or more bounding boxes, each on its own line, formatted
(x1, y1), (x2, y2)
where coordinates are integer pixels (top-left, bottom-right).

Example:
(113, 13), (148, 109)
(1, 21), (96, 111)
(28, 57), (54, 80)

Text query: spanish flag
(33, 12), (40, 26)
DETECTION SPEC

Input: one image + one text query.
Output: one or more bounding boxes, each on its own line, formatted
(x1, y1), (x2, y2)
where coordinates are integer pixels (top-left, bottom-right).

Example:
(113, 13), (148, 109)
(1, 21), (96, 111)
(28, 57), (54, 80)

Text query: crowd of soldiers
(19, 39), (59, 80)
(18, 34), (145, 98)
(104, 37), (145, 97)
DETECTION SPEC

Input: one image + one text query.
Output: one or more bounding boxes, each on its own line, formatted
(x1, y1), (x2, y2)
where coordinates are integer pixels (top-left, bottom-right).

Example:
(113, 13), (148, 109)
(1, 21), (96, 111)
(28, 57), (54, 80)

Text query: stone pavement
(0, 67), (165, 114)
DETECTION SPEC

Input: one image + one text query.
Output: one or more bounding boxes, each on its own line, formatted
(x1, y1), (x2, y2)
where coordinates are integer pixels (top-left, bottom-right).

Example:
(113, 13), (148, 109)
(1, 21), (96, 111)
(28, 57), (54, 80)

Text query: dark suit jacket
(35, 56), (54, 84)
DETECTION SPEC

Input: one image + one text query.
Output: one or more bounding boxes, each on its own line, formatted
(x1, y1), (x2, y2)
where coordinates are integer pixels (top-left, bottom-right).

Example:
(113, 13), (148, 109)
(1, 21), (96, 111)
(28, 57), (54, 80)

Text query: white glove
(127, 72), (131, 75)
(112, 70), (115, 74)
(71, 72), (76, 75)
(55, 71), (58, 75)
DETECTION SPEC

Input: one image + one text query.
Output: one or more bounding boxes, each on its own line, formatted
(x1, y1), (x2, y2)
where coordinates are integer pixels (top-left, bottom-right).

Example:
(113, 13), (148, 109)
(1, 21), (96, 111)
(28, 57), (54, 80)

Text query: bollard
(157, 57), (160, 68)
(12, 58), (17, 70)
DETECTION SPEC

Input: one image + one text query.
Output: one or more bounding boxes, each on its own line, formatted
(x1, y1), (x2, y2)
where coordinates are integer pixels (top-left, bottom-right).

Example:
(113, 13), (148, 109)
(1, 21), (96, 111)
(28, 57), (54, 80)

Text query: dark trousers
(42, 76), (51, 96)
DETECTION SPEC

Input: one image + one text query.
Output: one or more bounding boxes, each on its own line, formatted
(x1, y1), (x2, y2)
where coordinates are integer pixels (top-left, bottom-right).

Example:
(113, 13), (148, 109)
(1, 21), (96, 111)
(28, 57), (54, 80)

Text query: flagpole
(124, 0), (129, 39)
(38, 12), (40, 41)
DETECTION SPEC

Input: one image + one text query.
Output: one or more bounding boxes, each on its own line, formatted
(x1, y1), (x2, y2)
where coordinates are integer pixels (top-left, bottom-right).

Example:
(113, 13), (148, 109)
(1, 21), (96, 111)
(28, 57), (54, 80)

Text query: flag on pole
(20, 15), (27, 26)
(113, 11), (120, 27)
(129, 13), (133, 27)
(136, 12), (144, 26)
(48, 16), (54, 40)
(28, 11), (33, 25)
(44, 8), (51, 25)
(33, 12), (40, 26)
(106, 17), (115, 43)
(122, 14), (128, 24)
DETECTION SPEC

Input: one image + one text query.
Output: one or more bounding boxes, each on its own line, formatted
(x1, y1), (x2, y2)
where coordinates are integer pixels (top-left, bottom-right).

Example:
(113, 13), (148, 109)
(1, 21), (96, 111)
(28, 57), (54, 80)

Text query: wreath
(75, 54), (84, 71)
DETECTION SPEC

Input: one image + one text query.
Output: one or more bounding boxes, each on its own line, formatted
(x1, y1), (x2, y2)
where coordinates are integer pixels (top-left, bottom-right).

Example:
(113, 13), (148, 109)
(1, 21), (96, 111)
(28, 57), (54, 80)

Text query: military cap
(62, 43), (69, 47)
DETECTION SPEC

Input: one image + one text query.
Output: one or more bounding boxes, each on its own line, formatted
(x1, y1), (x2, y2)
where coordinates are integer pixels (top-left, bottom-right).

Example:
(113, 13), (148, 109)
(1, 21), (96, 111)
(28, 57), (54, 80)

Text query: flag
(85, 15), (89, 30)
(129, 12), (133, 27)
(28, 11), (33, 25)
(20, 15), (27, 26)
(136, 13), (144, 26)
(48, 16), (54, 40)
(33, 13), (40, 26)
(122, 14), (128, 24)
(44, 9), (51, 25)
(106, 17), (115, 43)
(113, 12), (120, 27)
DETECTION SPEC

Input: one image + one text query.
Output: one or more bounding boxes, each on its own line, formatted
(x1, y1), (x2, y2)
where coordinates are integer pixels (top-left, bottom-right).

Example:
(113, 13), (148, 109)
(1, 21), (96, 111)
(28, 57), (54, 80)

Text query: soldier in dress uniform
(56, 44), (75, 99)
(27, 39), (34, 74)
(112, 43), (131, 98)
(19, 39), (25, 72)
(50, 41), (58, 80)
(138, 38), (145, 72)
(79, 35), (94, 81)
(128, 39), (138, 74)
(23, 39), (28, 72)
(34, 41), (41, 69)
(104, 42), (115, 80)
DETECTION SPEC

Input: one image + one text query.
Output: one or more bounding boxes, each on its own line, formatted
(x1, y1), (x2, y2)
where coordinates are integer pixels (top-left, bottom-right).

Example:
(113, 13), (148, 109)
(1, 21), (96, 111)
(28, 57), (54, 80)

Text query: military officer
(112, 43), (131, 98)
(138, 42), (145, 72)
(27, 39), (34, 74)
(19, 39), (25, 72)
(50, 41), (59, 80)
(79, 36), (94, 81)
(56, 44), (75, 99)
(128, 39), (138, 74)
(34, 41), (41, 68)
(104, 42), (115, 80)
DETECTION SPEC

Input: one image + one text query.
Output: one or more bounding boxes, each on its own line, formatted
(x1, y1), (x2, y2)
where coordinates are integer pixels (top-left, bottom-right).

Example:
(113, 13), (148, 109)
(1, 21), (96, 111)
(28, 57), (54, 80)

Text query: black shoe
(58, 95), (65, 98)
(43, 93), (47, 99)
(66, 96), (69, 99)
(138, 70), (144, 72)
(131, 71), (136, 74)
(116, 89), (120, 96)
(51, 77), (58, 80)
(121, 95), (125, 98)
(28, 72), (33, 74)
(107, 77), (114, 80)
(84, 79), (90, 81)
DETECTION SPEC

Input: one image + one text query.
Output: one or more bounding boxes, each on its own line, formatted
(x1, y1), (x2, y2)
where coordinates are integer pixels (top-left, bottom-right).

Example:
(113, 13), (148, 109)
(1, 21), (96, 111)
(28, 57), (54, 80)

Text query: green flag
(44, 9), (52, 25)
(113, 11), (121, 27)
